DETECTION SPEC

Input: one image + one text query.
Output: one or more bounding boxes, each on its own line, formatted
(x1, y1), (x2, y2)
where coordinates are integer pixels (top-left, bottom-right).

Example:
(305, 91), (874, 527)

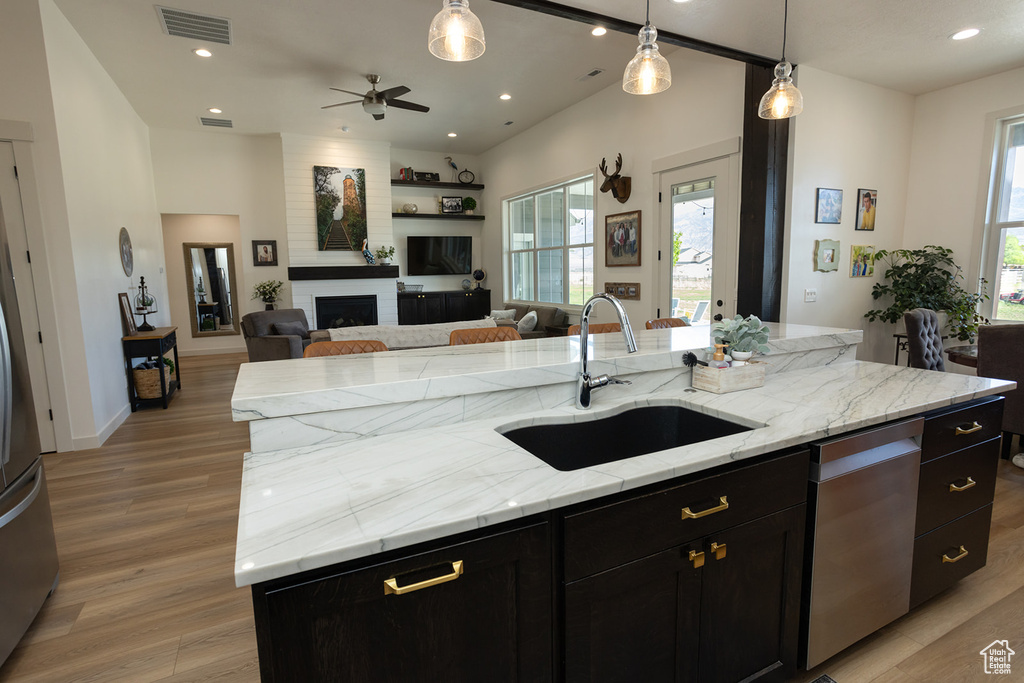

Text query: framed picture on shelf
(252, 240), (278, 266)
(119, 292), (137, 335)
(856, 189), (877, 231)
(850, 245), (875, 277)
(605, 210), (641, 267)
(441, 196), (463, 214)
(815, 188), (843, 224)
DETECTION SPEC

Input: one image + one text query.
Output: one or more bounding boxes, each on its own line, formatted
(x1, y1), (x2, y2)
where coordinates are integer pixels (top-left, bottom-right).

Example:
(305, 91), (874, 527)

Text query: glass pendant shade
(428, 0), (485, 62)
(758, 61), (803, 119)
(623, 24), (671, 95)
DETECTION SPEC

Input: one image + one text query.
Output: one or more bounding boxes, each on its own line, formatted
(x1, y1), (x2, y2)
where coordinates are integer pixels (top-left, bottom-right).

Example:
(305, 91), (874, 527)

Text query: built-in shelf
(391, 179), (485, 191)
(288, 265), (399, 281)
(392, 213), (485, 221)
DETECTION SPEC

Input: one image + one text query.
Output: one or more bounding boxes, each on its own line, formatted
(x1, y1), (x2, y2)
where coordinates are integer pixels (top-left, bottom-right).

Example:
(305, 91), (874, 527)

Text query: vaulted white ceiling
(52, 0), (1024, 155)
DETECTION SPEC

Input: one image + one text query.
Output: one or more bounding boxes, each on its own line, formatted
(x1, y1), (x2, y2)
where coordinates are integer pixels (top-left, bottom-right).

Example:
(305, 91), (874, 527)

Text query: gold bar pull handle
(688, 549), (705, 569)
(710, 542), (727, 561)
(942, 546), (969, 564)
(384, 560), (463, 596)
(949, 477), (977, 493)
(682, 496), (729, 520)
(955, 422), (983, 436)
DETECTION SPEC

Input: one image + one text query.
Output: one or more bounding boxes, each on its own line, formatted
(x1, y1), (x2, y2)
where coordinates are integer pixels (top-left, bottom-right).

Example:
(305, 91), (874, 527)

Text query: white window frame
(981, 110), (1024, 321)
(503, 175), (594, 307)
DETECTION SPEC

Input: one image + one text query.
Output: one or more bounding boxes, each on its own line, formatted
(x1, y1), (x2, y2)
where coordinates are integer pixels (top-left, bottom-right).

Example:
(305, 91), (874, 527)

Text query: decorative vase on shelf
(402, 203), (418, 214)
(264, 302), (275, 311)
(465, 209), (474, 215)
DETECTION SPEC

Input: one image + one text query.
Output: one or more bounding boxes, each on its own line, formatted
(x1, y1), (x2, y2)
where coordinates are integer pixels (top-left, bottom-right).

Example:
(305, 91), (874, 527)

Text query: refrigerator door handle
(0, 465), (42, 530)
(0, 298), (12, 470)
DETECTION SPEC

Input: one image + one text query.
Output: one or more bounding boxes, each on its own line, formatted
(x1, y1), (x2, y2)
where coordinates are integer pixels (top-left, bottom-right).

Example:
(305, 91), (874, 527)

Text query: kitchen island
(231, 323), (1014, 682)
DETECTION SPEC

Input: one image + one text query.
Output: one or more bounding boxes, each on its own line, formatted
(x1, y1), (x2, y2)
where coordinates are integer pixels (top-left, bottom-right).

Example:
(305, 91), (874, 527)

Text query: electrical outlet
(804, 288), (817, 303)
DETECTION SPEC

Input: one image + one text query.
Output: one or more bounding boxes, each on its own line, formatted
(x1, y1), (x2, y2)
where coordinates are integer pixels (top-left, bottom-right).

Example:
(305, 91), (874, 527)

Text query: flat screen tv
(407, 236), (472, 275)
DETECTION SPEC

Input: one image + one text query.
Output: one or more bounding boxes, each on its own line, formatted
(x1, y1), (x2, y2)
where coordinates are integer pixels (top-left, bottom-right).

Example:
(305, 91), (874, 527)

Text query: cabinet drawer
(920, 397), (1003, 463)
(915, 437), (999, 536)
(910, 504), (992, 609)
(563, 450), (809, 582)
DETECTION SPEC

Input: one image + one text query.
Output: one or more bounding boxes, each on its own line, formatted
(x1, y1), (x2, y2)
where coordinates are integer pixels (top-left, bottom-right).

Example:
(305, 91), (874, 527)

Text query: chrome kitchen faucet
(576, 293), (638, 409)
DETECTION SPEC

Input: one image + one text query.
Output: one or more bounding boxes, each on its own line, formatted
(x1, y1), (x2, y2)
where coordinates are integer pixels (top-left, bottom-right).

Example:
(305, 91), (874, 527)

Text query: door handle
(942, 546), (969, 563)
(688, 549), (705, 569)
(384, 560), (463, 595)
(710, 542), (727, 560)
(949, 477), (976, 492)
(0, 467), (43, 530)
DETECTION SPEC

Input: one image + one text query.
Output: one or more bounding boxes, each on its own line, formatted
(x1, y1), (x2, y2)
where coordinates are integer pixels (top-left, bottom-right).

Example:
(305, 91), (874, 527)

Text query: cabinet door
(444, 292), (471, 322)
(466, 289), (491, 319)
(420, 292), (444, 323)
(397, 294), (418, 325)
(257, 522), (551, 683)
(698, 505), (805, 683)
(565, 543), (702, 682)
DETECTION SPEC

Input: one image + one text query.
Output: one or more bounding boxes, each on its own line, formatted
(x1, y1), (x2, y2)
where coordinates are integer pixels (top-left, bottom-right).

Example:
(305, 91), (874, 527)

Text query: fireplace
(315, 295), (378, 328)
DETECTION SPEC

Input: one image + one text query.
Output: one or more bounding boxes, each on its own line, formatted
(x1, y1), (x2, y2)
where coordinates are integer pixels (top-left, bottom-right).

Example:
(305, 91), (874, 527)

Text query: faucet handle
(590, 374), (631, 388)
(608, 376), (631, 386)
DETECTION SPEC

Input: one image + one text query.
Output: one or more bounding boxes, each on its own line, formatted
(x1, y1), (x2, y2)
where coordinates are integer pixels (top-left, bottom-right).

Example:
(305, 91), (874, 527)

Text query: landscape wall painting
(314, 165), (367, 251)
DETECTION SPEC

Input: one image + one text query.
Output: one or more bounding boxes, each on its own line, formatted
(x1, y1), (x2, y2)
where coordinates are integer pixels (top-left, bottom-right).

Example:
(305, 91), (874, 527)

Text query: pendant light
(428, 0), (485, 62)
(758, 0), (803, 119)
(622, 0), (671, 95)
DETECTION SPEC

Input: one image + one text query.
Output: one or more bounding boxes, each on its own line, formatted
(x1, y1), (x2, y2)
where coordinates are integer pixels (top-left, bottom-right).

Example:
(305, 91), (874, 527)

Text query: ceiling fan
(322, 74), (430, 121)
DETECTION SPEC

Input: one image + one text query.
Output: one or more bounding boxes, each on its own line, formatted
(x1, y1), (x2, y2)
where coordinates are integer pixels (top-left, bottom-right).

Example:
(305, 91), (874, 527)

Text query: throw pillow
(273, 320), (309, 338)
(489, 309), (516, 320)
(517, 311), (538, 333)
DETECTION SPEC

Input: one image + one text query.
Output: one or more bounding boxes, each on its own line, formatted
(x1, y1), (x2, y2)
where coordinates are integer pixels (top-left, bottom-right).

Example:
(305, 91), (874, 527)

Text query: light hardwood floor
(0, 353), (1020, 682)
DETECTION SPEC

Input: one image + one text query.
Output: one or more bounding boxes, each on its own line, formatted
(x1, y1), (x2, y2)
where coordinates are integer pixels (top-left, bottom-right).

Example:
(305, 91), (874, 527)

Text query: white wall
(477, 49), (746, 325)
(782, 66), (916, 363)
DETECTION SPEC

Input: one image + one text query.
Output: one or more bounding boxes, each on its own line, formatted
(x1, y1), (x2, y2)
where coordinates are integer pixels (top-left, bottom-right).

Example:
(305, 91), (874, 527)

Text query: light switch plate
(804, 288), (817, 302)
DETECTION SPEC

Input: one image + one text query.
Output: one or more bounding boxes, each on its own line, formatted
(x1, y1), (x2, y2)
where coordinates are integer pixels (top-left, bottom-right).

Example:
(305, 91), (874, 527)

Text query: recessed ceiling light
(448, 132), (457, 137)
(193, 48), (213, 57)
(950, 28), (980, 40)
(591, 27), (607, 36)
(499, 93), (511, 100)
(208, 108), (222, 114)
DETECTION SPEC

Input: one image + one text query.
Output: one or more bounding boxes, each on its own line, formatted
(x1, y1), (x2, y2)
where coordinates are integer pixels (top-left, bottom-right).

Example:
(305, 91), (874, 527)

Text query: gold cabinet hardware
(949, 477), (977, 493)
(682, 496), (729, 520)
(688, 549), (705, 569)
(955, 422), (983, 435)
(942, 546), (969, 564)
(710, 542), (727, 561)
(384, 560), (463, 595)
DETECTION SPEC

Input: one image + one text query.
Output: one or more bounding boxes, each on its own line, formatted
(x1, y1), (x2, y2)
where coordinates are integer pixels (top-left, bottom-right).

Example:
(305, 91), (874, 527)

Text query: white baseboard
(71, 403), (131, 451)
(178, 346), (247, 357)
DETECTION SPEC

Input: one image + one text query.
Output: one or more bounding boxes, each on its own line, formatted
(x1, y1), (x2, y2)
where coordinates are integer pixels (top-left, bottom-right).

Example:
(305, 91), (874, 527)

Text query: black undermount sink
(499, 405), (754, 471)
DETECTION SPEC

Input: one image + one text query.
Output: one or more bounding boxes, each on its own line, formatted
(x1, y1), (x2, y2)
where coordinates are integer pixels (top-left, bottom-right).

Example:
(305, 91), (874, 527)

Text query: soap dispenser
(708, 344), (731, 369)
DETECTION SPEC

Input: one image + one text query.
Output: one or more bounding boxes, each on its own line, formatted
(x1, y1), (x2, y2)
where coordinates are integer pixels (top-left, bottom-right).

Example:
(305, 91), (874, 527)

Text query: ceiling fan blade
(321, 100), (362, 109)
(330, 88), (368, 98)
(387, 99), (430, 113)
(377, 85), (411, 100)
(372, 113), (386, 121)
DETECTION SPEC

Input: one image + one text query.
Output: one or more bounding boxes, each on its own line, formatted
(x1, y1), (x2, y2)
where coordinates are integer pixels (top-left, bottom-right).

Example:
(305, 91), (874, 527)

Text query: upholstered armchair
(241, 309), (315, 362)
(903, 308), (945, 372)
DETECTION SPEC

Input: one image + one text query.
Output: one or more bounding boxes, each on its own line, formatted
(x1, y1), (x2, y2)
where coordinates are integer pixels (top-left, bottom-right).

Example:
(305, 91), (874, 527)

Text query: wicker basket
(133, 363), (172, 399)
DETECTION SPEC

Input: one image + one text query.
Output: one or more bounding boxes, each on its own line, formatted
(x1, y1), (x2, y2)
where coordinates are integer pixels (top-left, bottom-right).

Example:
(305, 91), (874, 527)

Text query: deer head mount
(599, 154), (631, 204)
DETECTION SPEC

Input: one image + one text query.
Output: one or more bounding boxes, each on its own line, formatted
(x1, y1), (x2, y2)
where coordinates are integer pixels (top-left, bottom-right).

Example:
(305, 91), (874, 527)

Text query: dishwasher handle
(814, 417), (924, 464)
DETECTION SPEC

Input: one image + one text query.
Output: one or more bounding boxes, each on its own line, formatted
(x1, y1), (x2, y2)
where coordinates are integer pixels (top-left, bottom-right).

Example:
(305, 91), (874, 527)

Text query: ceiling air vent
(157, 6), (232, 45)
(576, 68), (605, 82)
(504, 121), (514, 126)
(199, 117), (233, 128)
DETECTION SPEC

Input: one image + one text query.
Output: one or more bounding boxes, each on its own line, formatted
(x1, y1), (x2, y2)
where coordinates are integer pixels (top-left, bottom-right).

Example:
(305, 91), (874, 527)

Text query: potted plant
(374, 245), (395, 265)
(865, 245), (989, 342)
(463, 196), (477, 215)
(252, 279), (284, 310)
(711, 315), (771, 362)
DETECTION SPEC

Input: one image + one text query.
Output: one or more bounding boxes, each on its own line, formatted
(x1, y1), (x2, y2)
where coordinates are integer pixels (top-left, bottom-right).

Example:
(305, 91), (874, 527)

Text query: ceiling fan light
(362, 99), (387, 116)
(758, 61), (803, 119)
(428, 0), (485, 62)
(623, 24), (671, 95)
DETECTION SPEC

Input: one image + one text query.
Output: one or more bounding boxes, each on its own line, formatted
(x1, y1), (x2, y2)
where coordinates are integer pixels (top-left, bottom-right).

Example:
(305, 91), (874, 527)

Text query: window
(985, 115), (1024, 321)
(505, 177), (593, 306)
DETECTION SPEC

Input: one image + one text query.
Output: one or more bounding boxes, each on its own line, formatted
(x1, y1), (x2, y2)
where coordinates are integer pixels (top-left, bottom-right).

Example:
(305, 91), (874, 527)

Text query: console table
(122, 326), (180, 411)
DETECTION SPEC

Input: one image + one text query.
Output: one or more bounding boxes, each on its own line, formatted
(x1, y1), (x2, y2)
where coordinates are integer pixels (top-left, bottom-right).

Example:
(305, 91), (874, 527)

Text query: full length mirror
(182, 243), (239, 338)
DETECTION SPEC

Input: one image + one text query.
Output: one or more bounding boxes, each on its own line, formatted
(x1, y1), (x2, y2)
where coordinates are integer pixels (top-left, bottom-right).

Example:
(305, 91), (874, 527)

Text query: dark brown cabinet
(252, 521), (551, 683)
(397, 289), (490, 325)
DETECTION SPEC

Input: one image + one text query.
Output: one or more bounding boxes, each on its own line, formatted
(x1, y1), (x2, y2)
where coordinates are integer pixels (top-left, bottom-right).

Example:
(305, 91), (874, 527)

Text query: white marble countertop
(234, 359), (1014, 587)
(231, 323), (862, 420)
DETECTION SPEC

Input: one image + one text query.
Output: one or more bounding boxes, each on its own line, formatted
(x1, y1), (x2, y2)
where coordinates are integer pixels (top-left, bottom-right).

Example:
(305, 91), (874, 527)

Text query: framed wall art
(604, 282), (641, 300)
(314, 165), (367, 251)
(441, 196), (463, 214)
(605, 210), (641, 267)
(855, 189), (876, 231)
(814, 239), (840, 272)
(815, 188), (843, 224)
(252, 240), (278, 266)
(119, 292), (137, 335)
(850, 245), (875, 277)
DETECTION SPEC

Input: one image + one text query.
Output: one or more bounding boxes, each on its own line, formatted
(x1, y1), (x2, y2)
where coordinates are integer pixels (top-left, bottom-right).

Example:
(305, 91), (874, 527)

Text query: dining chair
(646, 317), (689, 330)
(567, 322), (622, 336)
(903, 308), (945, 371)
(449, 327), (523, 345)
(303, 339), (388, 357)
(976, 324), (1024, 461)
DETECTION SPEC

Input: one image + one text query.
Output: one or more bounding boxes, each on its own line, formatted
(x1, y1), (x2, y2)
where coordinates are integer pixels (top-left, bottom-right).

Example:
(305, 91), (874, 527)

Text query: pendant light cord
(782, 0), (789, 60)
(646, 0), (651, 27)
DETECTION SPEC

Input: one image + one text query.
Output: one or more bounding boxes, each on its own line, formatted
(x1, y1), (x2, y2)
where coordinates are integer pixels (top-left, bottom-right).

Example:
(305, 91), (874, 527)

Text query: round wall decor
(119, 227), (133, 276)
(458, 169), (476, 184)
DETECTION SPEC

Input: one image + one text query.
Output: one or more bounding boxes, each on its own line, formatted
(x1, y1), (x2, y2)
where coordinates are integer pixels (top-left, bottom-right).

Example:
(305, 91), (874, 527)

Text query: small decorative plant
(374, 245), (395, 262)
(252, 279), (284, 304)
(462, 197), (477, 213)
(865, 245), (988, 342)
(711, 315), (770, 354)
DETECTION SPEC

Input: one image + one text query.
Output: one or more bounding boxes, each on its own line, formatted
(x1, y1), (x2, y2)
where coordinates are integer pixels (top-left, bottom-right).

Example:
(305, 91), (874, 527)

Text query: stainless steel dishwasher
(802, 417), (924, 669)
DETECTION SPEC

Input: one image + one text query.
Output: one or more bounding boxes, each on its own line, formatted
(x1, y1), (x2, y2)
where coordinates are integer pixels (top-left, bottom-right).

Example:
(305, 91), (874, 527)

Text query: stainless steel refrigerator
(0, 205), (59, 666)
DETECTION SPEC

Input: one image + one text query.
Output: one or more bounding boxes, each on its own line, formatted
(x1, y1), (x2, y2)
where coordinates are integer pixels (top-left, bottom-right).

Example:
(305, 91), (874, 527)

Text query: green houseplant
(865, 245), (988, 342)
(462, 196), (477, 215)
(711, 315), (771, 354)
(252, 280), (284, 310)
(373, 245), (395, 264)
